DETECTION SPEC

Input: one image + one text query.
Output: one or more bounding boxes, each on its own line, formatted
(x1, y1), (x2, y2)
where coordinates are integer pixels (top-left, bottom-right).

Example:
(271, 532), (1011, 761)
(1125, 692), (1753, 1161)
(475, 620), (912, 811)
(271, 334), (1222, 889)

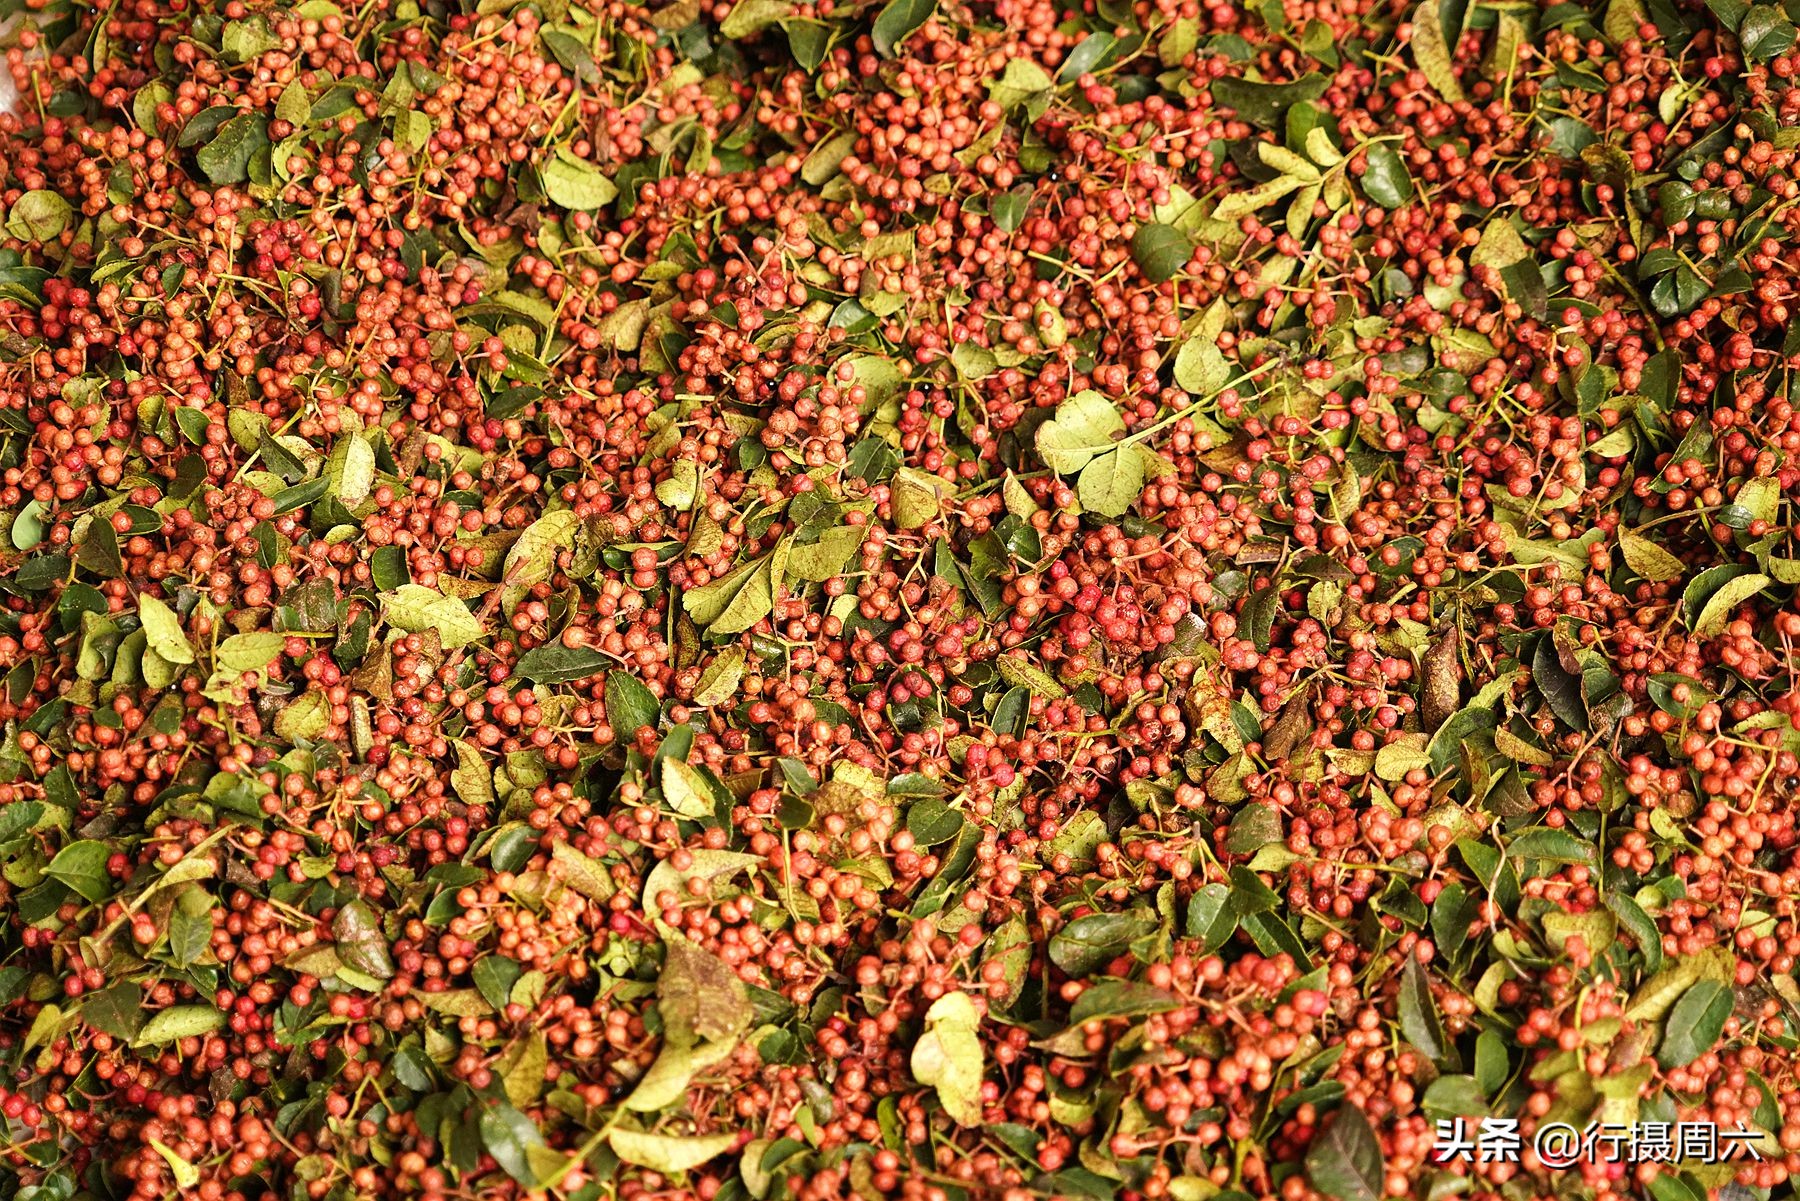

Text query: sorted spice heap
(0, 0), (1798, 1198)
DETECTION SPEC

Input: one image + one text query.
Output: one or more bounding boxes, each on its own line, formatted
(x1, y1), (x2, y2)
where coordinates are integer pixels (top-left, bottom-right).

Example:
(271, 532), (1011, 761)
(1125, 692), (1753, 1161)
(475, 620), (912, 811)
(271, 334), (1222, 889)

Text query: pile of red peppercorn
(2, 0), (1800, 1197)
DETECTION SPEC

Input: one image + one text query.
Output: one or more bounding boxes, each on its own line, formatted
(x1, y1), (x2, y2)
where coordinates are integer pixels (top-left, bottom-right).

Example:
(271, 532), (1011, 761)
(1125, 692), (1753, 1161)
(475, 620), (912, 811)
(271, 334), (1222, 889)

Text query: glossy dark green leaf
(1360, 142), (1412, 208)
(872, 0), (934, 56)
(1048, 912), (1159, 976)
(1532, 634), (1587, 731)
(906, 798), (965, 846)
(1305, 1103), (1382, 1201)
(474, 956), (523, 1010)
(1130, 222), (1193, 283)
(514, 645), (610, 685)
(82, 982), (144, 1040)
(605, 670), (661, 738)
(1658, 979), (1732, 1067)
(196, 112), (268, 184)
(1210, 74), (1329, 126)
(1738, 4), (1796, 58)
(478, 1103), (548, 1185)
(1398, 957), (1446, 1061)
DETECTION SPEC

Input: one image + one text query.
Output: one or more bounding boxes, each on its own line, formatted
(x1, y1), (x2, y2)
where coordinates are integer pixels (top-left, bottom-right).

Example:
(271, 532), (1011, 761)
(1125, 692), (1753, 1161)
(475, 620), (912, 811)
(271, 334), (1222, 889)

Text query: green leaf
(450, 739), (495, 806)
(382, 584), (484, 648)
(995, 654), (1067, 699)
(479, 1102), (548, 1185)
(660, 757), (717, 820)
(1606, 890), (1664, 975)
(872, 0), (935, 56)
(1186, 883), (1237, 951)
(137, 594), (194, 665)
(500, 1032), (549, 1109)
(1474, 1029), (1509, 1095)
(150, 1139), (201, 1190)
(1373, 733), (1430, 781)
(1057, 30), (1119, 82)
(711, 556), (777, 634)
(655, 460), (700, 511)
(626, 1037), (737, 1113)
(1626, 945), (1734, 1023)
(659, 926), (753, 1045)
(1398, 957), (1446, 1061)
(786, 525), (866, 581)
(891, 468), (946, 529)
(1049, 912), (1158, 976)
(5, 190), (71, 242)
(1506, 827), (1596, 866)
(220, 15), (282, 61)
(1210, 74), (1329, 127)
(801, 130), (858, 185)
(331, 435), (374, 506)
(541, 29), (600, 82)
(134, 1004), (224, 1045)
(276, 80), (310, 126)
(1227, 803), (1282, 855)
(786, 20), (830, 69)
(1076, 447), (1145, 516)
(1305, 1103), (1383, 1201)
(82, 981), (144, 1040)
(682, 554), (772, 630)
(1618, 528), (1684, 582)
(1727, 475), (1780, 526)
(541, 151), (619, 210)
(196, 113), (268, 185)
(1691, 572), (1768, 638)
(640, 848), (759, 908)
(503, 510), (580, 589)
(906, 798), (966, 845)
(513, 644), (609, 685)
(1173, 337), (1231, 396)
(11, 499), (44, 550)
(606, 669), (661, 739)
(474, 956), (523, 1010)
(1214, 171), (1310, 223)
(1604, 0), (1648, 40)
(607, 1128), (737, 1173)
(719, 0), (793, 38)
(987, 58), (1055, 120)
(46, 840), (111, 902)
(168, 892), (212, 968)
(1242, 582), (1280, 653)
(910, 990), (985, 1125)
(216, 631), (285, 675)
(1421, 1075), (1488, 1120)
(273, 689), (331, 742)
(1360, 142), (1412, 208)
(333, 899), (395, 979)
(1657, 979), (1732, 1067)
(692, 646), (746, 707)
(1409, 0), (1464, 102)
(1532, 634), (1587, 731)
(554, 841), (618, 901)
(1068, 980), (1182, 1023)
(1035, 390), (1124, 473)
(1130, 222), (1193, 283)
(1738, 4), (1796, 59)
(992, 187), (1032, 230)
(985, 913), (1033, 1006)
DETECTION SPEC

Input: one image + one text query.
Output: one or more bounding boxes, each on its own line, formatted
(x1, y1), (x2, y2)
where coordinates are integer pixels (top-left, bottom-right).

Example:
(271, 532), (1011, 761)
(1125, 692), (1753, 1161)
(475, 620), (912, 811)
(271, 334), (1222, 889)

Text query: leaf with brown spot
(1420, 625), (1461, 732)
(657, 924), (751, 1046)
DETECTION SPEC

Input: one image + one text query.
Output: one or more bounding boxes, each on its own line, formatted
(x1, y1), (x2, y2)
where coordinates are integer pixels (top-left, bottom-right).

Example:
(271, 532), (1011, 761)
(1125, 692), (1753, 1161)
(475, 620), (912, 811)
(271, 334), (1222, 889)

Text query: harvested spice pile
(7, 0), (1800, 1198)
